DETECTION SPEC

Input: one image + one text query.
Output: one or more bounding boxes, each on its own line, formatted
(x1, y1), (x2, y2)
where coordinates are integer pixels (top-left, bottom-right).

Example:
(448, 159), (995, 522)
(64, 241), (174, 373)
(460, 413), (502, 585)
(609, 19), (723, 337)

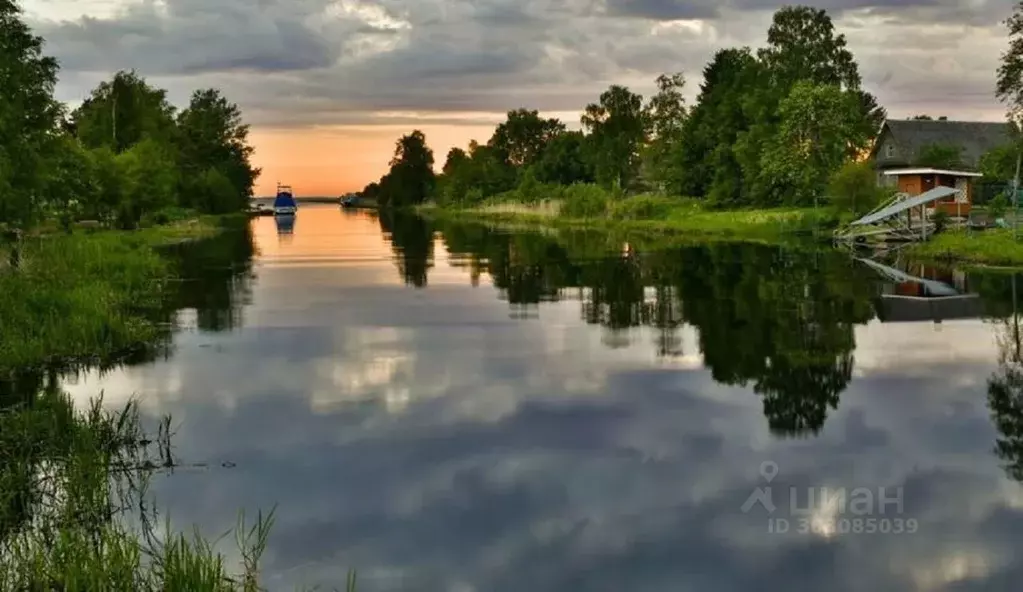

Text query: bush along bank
(419, 183), (838, 242)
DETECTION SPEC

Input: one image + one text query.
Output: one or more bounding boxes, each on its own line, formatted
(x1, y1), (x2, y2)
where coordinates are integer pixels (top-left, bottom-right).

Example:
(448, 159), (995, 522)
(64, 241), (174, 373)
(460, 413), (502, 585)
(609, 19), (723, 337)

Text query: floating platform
(834, 185), (960, 244)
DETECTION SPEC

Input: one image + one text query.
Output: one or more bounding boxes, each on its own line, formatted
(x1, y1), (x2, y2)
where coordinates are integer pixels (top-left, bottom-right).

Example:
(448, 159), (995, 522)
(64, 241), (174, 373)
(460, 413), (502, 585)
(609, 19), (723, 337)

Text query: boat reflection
(859, 258), (982, 323)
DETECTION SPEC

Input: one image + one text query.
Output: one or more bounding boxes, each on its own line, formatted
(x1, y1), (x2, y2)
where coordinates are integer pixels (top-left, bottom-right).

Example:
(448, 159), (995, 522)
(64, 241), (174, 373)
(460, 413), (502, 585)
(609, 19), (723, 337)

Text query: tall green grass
(0, 390), (277, 590)
(427, 184), (835, 242)
(0, 233), (171, 372)
(0, 219), (227, 373)
(908, 229), (1023, 267)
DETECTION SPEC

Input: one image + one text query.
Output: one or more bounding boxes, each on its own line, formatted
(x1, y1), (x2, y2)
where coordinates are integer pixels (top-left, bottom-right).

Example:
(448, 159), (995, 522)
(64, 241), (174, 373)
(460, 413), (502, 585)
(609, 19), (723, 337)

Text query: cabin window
(885, 143), (895, 157)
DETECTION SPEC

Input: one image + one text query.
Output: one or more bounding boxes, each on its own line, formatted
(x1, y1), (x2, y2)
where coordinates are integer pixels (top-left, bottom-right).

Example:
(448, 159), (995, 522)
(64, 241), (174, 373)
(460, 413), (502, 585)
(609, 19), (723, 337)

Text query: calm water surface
(61, 205), (1023, 591)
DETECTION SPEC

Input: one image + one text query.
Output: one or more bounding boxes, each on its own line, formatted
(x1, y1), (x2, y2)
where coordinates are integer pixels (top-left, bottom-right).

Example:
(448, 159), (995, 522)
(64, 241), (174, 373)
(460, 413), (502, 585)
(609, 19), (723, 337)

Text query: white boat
(248, 202), (273, 216)
(273, 183), (298, 215)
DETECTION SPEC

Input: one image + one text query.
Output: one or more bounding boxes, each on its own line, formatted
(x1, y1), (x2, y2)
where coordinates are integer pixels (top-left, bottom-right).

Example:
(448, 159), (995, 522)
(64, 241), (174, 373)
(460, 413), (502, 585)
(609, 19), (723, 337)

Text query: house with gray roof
(870, 119), (1013, 183)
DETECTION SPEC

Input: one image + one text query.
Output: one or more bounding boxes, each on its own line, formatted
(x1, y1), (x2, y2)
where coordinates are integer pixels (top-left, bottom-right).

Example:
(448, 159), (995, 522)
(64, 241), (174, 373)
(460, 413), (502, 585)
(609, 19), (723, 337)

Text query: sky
(18, 0), (1018, 196)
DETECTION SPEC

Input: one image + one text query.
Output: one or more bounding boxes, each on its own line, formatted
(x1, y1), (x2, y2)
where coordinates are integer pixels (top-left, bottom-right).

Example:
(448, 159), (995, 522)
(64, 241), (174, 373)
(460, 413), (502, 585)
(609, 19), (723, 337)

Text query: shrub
(932, 209), (950, 233)
(517, 167), (542, 204)
(610, 194), (676, 220)
(559, 184), (611, 219)
(827, 161), (886, 216)
(990, 192), (1010, 219)
(141, 206), (197, 228)
(463, 187), (485, 206)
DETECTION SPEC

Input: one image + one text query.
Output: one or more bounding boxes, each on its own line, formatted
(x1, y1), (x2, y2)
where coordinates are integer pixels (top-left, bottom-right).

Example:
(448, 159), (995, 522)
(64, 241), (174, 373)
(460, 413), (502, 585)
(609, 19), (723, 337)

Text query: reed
(0, 389), (276, 590)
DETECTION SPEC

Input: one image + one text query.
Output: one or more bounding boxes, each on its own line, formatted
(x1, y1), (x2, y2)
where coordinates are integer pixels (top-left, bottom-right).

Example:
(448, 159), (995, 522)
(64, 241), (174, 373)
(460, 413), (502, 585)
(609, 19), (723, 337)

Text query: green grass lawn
(907, 228), (1023, 267)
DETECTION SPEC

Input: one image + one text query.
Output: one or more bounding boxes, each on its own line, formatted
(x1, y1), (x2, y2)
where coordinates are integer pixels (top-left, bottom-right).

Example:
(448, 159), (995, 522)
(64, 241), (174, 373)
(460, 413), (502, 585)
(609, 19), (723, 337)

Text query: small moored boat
(248, 202), (273, 216)
(273, 183), (298, 215)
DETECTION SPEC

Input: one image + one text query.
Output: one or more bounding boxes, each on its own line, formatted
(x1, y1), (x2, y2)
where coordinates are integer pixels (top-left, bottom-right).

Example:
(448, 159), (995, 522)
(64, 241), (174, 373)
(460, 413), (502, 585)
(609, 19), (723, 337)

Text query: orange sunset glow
(250, 123), (499, 197)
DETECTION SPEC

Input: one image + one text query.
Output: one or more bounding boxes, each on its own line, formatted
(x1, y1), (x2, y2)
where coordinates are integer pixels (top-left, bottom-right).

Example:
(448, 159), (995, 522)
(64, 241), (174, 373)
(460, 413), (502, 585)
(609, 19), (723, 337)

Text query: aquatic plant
(0, 390), (275, 590)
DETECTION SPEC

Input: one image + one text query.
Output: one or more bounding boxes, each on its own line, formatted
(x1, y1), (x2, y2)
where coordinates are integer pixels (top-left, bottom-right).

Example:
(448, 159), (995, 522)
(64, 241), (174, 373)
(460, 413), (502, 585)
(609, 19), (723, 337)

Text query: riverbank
(0, 213), (284, 589)
(419, 197), (834, 244)
(421, 197), (1023, 269)
(0, 216), (229, 373)
(905, 229), (1023, 268)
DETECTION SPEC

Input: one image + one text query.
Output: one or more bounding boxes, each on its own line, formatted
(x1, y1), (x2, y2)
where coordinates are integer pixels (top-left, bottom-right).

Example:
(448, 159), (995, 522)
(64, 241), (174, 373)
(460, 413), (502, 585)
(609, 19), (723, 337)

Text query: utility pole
(1014, 147), (1021, 240)
(111, 88), (117, 151)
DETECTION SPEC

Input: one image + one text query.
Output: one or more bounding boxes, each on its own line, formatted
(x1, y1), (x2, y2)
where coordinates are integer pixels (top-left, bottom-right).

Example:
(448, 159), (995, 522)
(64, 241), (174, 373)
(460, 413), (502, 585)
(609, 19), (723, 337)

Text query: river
(58, 204), (1023, 591)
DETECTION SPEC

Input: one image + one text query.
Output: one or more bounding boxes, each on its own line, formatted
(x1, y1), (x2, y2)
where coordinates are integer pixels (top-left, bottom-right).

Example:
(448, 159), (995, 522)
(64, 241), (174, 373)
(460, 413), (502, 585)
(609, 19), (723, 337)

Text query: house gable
(871, 119), (1014, 171)
(870, 124), (907, 168)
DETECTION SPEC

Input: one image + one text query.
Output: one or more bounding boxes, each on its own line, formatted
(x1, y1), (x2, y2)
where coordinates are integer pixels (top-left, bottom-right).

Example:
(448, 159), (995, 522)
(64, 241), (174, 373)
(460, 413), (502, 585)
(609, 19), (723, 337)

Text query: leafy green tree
(997, 2), (1023, 188)
(998, 3), (1023, 125)
(175, 89), (260, 212)
(827, 160), (886, 215)
(71, 70), (176, 153)
(757, 5), (860, 89)
(464, 141), (517, 198)
(0, 0), (63, 236)
(190, 168), (239, 215)
(379, 130), (435, 207)
(582, 85), (646, 190)
(677, 48), (761, 205)
(41, 136), (97, 230)
(437, 147), (471, 205)
(442, 147), (469, 176)
(114, 138), (179, 227)
(917, 143), (964, 168)
(641, 72), (687, 192)
(853, 89), (887, 147)
(85, 147), (125, 223)
(759, 82), (867, 205)
(740, 6), (871, 206)
(489, 109), (565, 168)
(360, 181), (381, 201)
(534, 131), (594, 185)
(982, 144), (1020, 181)
(516, 166), (542, 203)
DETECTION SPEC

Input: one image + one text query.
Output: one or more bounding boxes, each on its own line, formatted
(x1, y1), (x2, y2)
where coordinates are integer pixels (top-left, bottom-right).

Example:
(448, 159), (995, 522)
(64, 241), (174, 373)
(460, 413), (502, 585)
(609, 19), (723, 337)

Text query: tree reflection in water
(435, 219), (878, 437)
(378, 209), (435, 288)
(987, 273), (1023, 481)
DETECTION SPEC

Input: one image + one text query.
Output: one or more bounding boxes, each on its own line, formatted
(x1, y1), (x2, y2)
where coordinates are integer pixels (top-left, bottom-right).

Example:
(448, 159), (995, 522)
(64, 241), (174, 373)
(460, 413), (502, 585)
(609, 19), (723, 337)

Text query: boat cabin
(881, 168), (982, 217)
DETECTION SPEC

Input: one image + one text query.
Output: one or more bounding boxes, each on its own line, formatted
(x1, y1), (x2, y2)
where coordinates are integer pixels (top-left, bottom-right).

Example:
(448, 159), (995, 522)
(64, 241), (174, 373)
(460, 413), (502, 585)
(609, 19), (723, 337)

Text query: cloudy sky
(20, 0), (1017, 195)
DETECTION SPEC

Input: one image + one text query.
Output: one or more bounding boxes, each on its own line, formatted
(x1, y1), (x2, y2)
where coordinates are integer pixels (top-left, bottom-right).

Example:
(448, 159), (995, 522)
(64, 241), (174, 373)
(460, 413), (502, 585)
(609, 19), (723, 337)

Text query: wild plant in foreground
(0, 391), (276, 591)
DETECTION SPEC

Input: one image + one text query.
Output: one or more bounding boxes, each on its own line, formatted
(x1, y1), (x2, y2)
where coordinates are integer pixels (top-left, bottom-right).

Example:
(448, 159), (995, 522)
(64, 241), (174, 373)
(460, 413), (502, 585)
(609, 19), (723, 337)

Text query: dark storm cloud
(37, 0), (345, 75)
(603, 0), (719, 20)
(28, 0), (1013, 125)
(606, 0), (1013, 25)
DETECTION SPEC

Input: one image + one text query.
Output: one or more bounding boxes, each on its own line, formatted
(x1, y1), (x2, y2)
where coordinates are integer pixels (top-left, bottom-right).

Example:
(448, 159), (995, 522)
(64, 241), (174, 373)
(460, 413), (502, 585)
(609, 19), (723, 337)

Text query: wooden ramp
(834, 185), (959, 244)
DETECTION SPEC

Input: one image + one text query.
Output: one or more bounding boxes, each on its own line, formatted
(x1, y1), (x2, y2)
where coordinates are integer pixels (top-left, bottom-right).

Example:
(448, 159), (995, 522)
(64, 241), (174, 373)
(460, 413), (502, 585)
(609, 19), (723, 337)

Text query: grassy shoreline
(418, 200), (833, 245)
(0, 216), (229, 374)
(905, 229), (1023, 268)
(421, 199), (1023, 269)
(0, 213), (296, 589)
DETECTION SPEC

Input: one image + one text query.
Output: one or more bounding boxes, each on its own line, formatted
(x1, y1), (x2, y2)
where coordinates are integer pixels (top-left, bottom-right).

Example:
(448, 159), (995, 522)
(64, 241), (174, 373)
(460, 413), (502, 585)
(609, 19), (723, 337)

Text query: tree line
(0, 0), (260, 235)
(362, 5), (887, 210)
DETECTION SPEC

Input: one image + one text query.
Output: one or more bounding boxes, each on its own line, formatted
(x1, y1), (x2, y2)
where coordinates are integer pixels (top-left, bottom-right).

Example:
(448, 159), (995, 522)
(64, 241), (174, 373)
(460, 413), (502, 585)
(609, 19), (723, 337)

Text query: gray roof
(874, 119), (1014, 168)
